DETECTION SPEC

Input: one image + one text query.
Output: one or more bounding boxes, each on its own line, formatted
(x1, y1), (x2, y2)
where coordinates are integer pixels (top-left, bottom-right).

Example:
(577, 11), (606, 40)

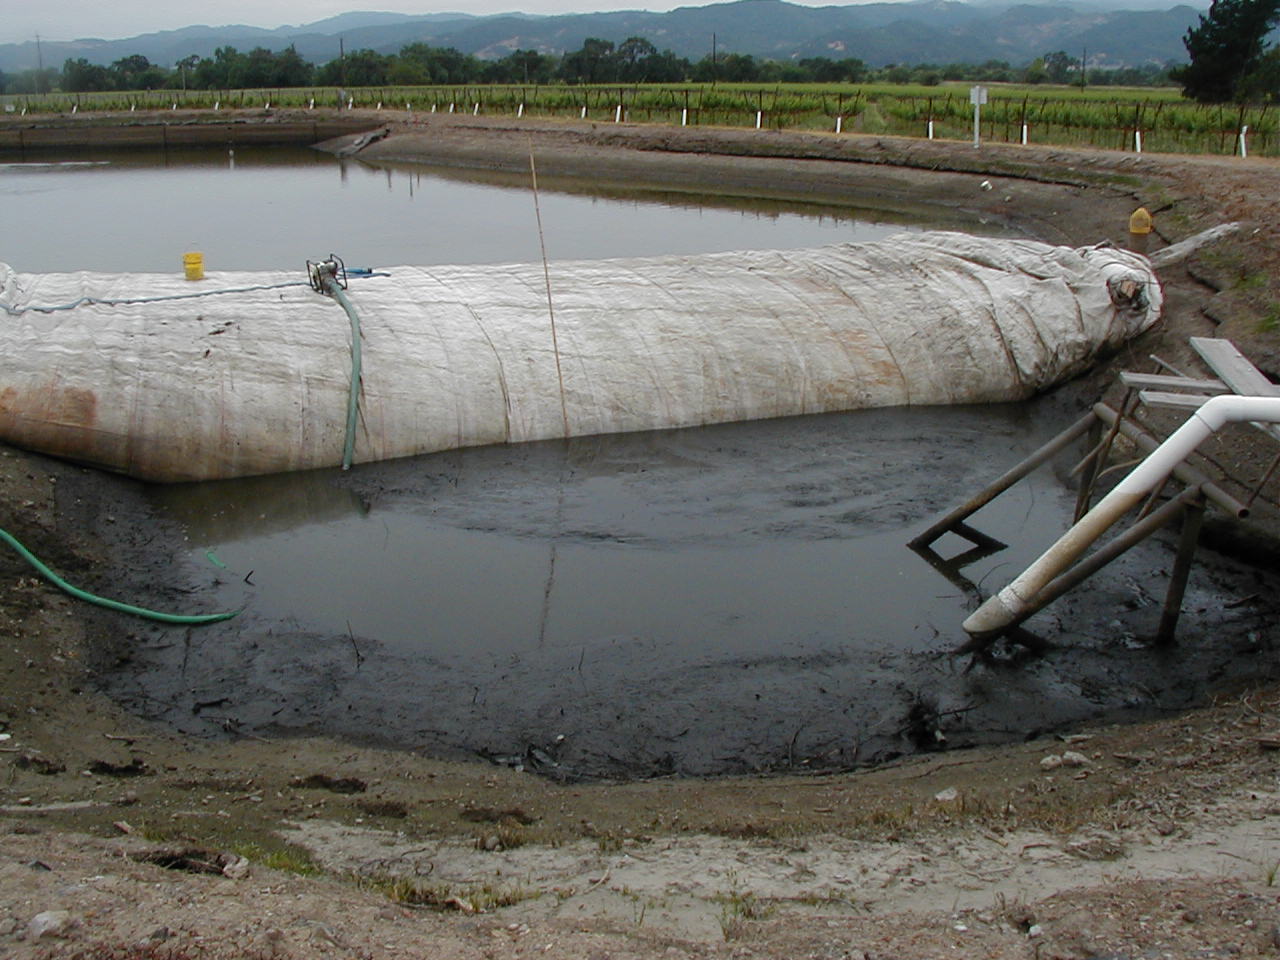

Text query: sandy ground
(1, 111), (1280, 958)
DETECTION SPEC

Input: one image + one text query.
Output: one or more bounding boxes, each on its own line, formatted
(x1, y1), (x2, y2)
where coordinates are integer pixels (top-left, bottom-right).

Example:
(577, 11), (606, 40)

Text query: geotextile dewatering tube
(1, 525), (239, 625)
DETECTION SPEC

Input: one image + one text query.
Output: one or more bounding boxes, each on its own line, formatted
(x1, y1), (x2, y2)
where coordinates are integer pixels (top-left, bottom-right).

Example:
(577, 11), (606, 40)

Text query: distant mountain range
(0, 0), (1210, 75)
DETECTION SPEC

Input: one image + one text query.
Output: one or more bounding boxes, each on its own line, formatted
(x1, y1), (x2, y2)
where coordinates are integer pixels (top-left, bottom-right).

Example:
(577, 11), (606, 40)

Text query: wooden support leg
(1156, 494), (1206, 646)
(1073, 416), (1105, 522)
(909, 410), (1097, 549)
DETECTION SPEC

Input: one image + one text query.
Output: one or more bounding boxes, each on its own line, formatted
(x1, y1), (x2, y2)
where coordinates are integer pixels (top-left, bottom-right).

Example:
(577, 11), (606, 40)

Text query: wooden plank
(1139, 390), (1211, 410)
(1120, 372), (1227, 393)
(1190, 337), (1280, 396)
(1188, 338), (1280, 444)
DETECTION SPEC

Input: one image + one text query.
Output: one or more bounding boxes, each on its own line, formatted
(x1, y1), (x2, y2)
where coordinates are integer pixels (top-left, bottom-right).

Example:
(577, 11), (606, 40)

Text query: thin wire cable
(527, 138), (570, 438)
(1, 280), (311, 317)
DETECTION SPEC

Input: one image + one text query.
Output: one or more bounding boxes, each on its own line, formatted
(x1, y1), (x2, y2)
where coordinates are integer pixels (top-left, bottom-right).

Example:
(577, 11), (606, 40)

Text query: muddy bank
(0, 110), (370, 153)
(90, 401), (1279, 780)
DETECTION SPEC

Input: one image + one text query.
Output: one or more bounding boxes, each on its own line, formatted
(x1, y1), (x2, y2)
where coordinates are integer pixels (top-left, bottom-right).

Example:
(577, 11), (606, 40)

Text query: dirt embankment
(1, 112), (1279, 959)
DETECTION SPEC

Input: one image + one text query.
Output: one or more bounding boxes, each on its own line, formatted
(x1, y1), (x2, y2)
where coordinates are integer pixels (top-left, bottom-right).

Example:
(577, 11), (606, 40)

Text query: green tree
(193, 47), (243, 88)
(1042, 50), (1076, 83)
(175, 54), (200, 90)
(317, 48), (389, 86)
(62, 57), (111, 91)
(272, 46), (313, 87)
(560, 38), (617, 83)
(109, 54), (165, 89)
(1171, 0), (1280, 102)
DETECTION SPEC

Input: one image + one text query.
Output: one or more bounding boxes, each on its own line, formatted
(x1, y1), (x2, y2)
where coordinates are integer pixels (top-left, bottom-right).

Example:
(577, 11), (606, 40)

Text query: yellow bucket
(183, 251), (205, 281)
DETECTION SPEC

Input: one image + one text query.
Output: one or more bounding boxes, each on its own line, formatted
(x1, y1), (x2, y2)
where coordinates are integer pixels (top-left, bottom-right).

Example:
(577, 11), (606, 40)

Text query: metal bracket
(307, 254), (348, 294)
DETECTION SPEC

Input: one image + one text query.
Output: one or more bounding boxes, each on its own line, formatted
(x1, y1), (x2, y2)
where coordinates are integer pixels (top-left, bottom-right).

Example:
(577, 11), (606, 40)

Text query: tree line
(2, 2), (1277, 102)
(0, 39), (1178, 97)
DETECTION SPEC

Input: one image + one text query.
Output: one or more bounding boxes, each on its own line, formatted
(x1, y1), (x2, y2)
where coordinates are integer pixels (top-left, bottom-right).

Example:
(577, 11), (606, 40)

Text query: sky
(0, 0), (916, 45)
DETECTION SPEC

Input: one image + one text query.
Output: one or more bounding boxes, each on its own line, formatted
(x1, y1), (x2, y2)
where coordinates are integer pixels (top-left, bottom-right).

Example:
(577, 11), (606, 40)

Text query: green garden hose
(1, 525), (239, 625)
(315, 266), (363, 471)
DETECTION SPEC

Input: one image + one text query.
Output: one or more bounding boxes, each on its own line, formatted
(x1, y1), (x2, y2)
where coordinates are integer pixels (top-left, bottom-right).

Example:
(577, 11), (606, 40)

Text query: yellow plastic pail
(183, 252), (205, 281)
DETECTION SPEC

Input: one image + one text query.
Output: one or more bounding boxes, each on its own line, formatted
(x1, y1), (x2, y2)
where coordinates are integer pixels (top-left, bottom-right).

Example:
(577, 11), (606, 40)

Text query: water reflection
(1, 145), (1008, 275)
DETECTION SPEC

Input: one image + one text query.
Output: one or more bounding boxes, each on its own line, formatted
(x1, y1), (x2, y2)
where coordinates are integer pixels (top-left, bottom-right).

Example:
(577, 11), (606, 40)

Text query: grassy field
(4, 81), (1273, 157)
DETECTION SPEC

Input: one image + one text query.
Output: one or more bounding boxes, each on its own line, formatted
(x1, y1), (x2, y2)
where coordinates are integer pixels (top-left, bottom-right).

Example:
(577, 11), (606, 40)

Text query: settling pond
(4, 147), (1275, 779)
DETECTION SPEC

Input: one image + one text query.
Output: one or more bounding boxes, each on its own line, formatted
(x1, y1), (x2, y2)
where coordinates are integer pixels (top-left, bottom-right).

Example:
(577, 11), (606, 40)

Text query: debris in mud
(479, 744), (564, 774)
(291, 773), (367, 793)
(87, 757), (151, 777)
(14, 751), (65, 775)
(357, 798), (409, 818)
(130, 846), (250, 878)
(458, 806), (537, 826)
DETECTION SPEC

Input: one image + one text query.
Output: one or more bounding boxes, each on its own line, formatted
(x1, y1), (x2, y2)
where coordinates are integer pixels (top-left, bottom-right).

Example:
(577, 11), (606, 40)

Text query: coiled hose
(1, 525), (239, 625)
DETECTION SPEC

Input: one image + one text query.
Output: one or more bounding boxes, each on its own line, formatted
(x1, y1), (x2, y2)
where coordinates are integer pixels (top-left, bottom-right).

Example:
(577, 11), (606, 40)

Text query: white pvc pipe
(1134, 129), (1142, 153)
(835, 116), (842, 134)
(1021, 123), (1028, 145)
(964, 394), (1280, 637)
(927, 119), (934, 140)
(1239, 124), (1249, 158)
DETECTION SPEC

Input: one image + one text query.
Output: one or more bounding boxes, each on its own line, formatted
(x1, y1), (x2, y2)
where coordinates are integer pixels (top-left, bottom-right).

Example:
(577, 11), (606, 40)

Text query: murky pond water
(0, 146), (979, 273)
(7, 148), (1275, 778)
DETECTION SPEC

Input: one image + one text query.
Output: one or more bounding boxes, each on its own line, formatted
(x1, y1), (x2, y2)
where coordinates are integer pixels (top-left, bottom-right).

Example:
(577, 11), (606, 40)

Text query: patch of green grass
(1257, 303), (1280, 333)
(716, 884), (777, 941)
(232, 841), (322, 877)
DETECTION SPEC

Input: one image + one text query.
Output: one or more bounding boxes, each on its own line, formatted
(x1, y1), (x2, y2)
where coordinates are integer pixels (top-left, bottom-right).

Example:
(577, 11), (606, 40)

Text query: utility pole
(35, 32), (45, 94)
(711, 32), (717, 86)
(1080, 46), (1086, 90)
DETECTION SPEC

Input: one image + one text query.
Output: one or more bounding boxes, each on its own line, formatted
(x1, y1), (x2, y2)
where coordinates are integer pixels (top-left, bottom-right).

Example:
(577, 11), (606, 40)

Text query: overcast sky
(1, 0), (919, 45)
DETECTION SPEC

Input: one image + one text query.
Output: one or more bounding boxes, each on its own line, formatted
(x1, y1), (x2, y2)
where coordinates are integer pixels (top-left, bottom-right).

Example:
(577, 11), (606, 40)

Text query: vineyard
(4, 81), (1275, 157)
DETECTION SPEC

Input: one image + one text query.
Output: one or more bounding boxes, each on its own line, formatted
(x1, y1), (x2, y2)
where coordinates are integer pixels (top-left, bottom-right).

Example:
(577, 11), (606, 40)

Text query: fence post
(755, 109), (762, 129)
(1021, 123), (1028, 145)
(1239, 124), (1249, 158)
(615, 103), (622, 123)
(835, 115), (842, 134)
(927, 119), (934, 139)
(1134, 129), (1143, 153)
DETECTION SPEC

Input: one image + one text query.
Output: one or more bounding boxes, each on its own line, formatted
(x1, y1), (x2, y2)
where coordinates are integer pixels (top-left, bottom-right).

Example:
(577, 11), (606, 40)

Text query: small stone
(1027, 923), (1043, 938)
(1040, 754), (1063, 771)
(220, 855), (250, 879)
(1061, 750), (1090, 767)
(934, 787), (959, 803)
(28, 909), (72, 940)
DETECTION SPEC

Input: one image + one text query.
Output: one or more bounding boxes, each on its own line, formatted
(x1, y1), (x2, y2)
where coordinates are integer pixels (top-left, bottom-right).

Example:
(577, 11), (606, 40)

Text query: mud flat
(1, 111), (1279, 958)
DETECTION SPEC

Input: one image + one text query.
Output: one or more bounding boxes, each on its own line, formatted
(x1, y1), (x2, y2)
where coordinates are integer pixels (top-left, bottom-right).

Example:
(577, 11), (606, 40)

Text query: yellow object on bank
(1128, 207), (1153, 235)
(183, 252), (205, 281)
